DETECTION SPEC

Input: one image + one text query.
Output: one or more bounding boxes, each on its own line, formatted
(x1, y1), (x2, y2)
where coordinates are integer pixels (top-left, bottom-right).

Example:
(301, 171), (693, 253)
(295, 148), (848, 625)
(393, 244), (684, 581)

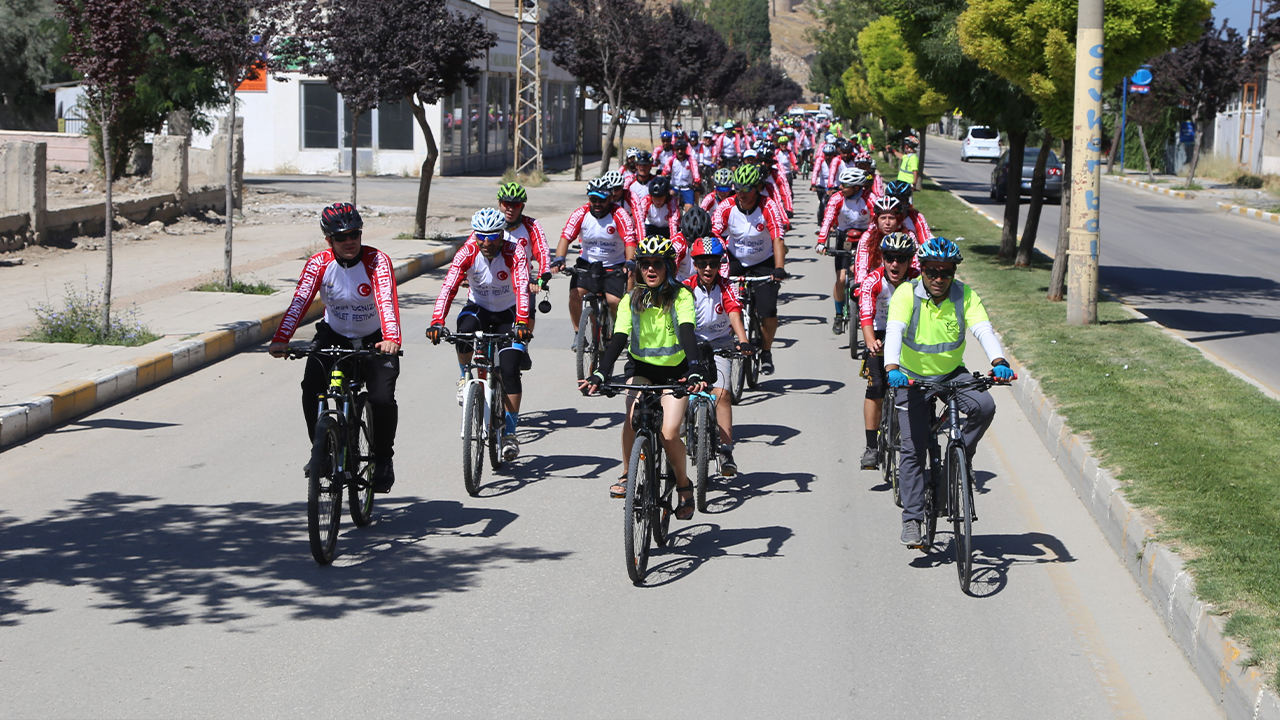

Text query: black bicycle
(909, 372), (1013, 594)
(879, 383), (902, 507)
(594, 383), (687, 585)
(439, 329), (515, 496)
(287, 346), (401, 565)
(562, 263), (626, 383)
(824, 244), (864, 359)
(729, 274), (777, 397)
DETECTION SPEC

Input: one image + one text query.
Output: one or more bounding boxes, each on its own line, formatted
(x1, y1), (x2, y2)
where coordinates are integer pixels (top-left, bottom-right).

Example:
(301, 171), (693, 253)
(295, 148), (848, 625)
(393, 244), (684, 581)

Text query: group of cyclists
(270, 112), (1012, 552)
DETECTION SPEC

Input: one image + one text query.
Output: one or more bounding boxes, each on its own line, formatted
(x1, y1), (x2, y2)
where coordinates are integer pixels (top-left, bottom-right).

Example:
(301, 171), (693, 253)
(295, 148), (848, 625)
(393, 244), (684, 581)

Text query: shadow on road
(703, 470), (815, 514)
(478, 453), (618, 497)
(52, 418), (182, 434)
(518, 408), (624, 444)
(640, 522), (794, 587)
(0, 492), (566, 628)
(909, 530), (1074, 598)
(735, 423), (801, 446)
(1102, 266), (1280, 308)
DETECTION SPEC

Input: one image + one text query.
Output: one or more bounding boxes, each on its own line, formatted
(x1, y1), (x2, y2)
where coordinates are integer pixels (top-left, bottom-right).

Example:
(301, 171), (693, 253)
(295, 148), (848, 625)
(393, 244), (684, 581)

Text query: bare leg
(864, 396), (882, 437)
(714, 387), (732, 445)
(659, 392), (692, 489)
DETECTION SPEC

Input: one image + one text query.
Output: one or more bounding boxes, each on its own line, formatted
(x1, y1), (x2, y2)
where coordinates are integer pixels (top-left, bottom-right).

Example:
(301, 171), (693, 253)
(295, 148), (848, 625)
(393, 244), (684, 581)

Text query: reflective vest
(890, 278), (986, 380)
(617, 287), (696, 367)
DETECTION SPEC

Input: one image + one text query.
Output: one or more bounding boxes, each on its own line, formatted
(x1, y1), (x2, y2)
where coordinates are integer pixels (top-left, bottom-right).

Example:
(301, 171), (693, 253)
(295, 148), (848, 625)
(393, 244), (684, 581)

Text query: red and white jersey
(858, 266), (920, 331)
(627, 176), (651, 207)
(817, 190), (875, 246)
(826, 156), (848, 188)
(715, 133), (742, 161)
(902, 208), (933, 240)
(853, 227), (920, 286)
(560, 203), (637, 266)
(505, 215), (550, 277)
(766, 166), (793, 213)
(700, 191), (727, 213)
(683, 275), (742, 343)
(662, 153), (701, 189)
(632, 194), (681, 237)
(431, 237), (530, 324)
(621, 168), (637, 186)
(653, 144), (673, 168)
(775, 149), (797, 175)
(696, 143), (716, 166)
(811, 151), (834, 187)
(273, 246), (401, 345)
(671, 232), (694, 282)
(711, 197), (786, 267)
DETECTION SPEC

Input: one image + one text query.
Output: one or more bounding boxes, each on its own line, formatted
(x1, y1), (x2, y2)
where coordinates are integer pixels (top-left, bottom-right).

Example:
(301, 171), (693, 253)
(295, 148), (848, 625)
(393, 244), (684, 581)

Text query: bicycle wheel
(575, 301), (594, 382)
(652, 444), (675, 547)
(693, 400), (713, 513)
(880, 396), (901, 508)
(745, 311), (761, 389)
(594, 301), (613, 373)
(922, 450), (939, 552)
(488, 382), (504, 470)
(307, 417), (344, 565)
(949, 443), (974, 593)
(462, 382), (485, 497)
(348, 394), (376, 527)
(624, 435), (654, 584)
(728, 355), (745, 405)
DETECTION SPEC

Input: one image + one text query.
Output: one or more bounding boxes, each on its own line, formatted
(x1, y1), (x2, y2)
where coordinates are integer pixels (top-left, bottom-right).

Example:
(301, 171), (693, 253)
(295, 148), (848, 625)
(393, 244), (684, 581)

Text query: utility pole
(1067, 0), (1104, 325)
(515, 0), (544, 175)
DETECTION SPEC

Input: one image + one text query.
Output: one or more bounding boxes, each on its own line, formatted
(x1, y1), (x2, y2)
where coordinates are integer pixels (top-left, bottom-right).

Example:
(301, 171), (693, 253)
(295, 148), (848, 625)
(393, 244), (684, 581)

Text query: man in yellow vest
(896, 137), (919, 188)
(883, 237), (1014, 548)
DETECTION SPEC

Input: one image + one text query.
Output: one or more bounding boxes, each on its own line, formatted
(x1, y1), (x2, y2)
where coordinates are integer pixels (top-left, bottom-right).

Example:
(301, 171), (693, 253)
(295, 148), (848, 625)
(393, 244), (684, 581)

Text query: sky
(1212, 0), (1262, 36)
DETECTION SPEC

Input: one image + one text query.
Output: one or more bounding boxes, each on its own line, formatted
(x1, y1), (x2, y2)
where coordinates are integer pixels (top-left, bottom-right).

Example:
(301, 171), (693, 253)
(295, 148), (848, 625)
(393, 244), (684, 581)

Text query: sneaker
(832, 315), (846, 335)
(900, 520), (922, 547)
(860, 446), (879, 470)
(372, 458), (395, 493)
(760, 351), (774, 375)
(502, 434), (520, 462)
(719, 445), (738, 477)
(456, 377), (467, 406)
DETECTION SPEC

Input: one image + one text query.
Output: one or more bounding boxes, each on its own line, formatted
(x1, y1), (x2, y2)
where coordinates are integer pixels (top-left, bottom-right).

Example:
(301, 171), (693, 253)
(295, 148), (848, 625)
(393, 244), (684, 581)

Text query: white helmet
(601, 169), (625, 189)
(713, 124), (724, 133)
(825, 133), (837, 143)
(838, 168), (868, 187)
(471, 207), (507, 234)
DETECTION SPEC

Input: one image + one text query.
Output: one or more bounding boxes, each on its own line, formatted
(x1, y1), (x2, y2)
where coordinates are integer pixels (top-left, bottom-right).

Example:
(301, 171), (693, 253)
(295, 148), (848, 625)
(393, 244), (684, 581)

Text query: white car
(960, 126), (1002, 162)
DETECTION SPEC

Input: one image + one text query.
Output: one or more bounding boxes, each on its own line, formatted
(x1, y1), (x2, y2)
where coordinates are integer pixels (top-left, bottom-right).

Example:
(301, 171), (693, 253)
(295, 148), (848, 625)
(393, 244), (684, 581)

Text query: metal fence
(1213, 104), (1265, 174)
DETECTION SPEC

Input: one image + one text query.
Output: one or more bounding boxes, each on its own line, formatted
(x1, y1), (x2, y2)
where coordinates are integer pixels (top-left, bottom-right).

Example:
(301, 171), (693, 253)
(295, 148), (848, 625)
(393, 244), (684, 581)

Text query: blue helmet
(919, 237), (963, 264)
(661, 131), (673, 141)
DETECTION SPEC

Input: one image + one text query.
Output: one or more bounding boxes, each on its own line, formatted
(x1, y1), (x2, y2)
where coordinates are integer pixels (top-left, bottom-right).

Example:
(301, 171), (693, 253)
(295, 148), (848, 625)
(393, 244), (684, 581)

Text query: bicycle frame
(450, 331), (509, 442)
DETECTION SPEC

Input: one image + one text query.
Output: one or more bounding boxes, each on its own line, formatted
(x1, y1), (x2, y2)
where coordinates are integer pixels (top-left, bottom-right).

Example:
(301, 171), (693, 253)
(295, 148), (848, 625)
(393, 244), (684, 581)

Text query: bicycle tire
(950, 443), (974, 593)
(693, 400), (712, 513)
(488, 381), (504, 470)
(728, 355), (745, 405)
(848, 281), (861, 361)
(348, 394), (376, 527)
(652, 448), (674, 548)
(880, 395), (901, 508)
(745, 310), (761, 389)
(624, 435), (654, 584)
(575, 301), (594, 382)
(462, 382), (485, 497)
(596, 301), (613, 373)
(922, 447), (939, 552)
(307, 417), (344, 565)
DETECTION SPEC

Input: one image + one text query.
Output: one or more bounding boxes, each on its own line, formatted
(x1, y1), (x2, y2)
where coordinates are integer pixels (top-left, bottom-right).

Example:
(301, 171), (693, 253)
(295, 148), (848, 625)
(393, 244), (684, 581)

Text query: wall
(0, 130), (91, 172)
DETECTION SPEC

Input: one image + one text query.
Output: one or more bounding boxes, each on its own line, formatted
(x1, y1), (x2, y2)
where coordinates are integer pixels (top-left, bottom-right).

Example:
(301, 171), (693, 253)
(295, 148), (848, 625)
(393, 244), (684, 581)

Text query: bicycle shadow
(478, 453), (618, 497)
(0, 493), (566, 628)
(517, 408), (624, 444)
(702, 470), (816, 514)
(909, 530), (1075, 598)
(778, 315), (829, 326)
(640, 522), (794, 586)
(735, 423), (801, 446)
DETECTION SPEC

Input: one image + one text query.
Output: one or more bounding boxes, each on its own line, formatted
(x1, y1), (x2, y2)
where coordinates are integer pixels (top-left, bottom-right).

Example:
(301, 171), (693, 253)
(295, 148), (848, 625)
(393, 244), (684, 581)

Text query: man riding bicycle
(498, 182), (552, 350)
(632, 174), (681, 240)
(883, 237), (1013, 547)
(554, 177), (638, 344)
(816, 167), (876, 335)
(269, 202), (402, 493)
(701, 167), (735, 213)
(884, 180), (933, 240)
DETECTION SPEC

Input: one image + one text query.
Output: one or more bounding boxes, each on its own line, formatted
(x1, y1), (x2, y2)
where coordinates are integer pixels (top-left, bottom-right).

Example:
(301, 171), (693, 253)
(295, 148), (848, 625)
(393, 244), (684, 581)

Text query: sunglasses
(499, 200), (524, 208)
(921, 266), (956, 279)
(475, 231), (503, 243)
(331, 231), (362, 242)
(883, 253), (912, 265)
(693, 258), (723, 269)
(636, 259), (665, 271)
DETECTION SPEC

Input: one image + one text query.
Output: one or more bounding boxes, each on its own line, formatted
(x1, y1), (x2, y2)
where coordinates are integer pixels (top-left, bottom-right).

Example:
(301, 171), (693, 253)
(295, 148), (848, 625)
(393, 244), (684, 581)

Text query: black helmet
(636, 151), (654, 165)
(648, 175), (672, 197)
(320, 202), (363, 236)
(680, 207), (712, 239)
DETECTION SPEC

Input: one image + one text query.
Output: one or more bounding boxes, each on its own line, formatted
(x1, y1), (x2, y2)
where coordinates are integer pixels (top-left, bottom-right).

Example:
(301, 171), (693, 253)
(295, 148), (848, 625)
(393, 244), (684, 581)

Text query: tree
(0, 0), (72, 130)
(1159, 18), (1245, 188)
(691, 42), (749, 121)
(166, 0), (291, 288)
(706, 0), (771, 65)
(543, 0), (648, 174)
(55, 0), (156, 335)
(806, 0), (877, 96)
(295, 0), (495, 238)
(724, 63), (802, 115)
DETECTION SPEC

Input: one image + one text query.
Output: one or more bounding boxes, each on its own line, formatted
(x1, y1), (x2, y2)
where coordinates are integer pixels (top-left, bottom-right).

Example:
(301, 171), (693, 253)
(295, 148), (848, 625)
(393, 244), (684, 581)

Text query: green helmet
(731, 164), (762, 190)
(635, 235), (675, 259)
(497, 182), (527, 203)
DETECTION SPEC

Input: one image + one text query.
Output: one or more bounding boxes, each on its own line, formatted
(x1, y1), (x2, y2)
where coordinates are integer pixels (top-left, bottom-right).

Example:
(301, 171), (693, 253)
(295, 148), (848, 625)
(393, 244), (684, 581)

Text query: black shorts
(727, 256), (780, 319)
(865, 330), (887, 400)
(569, 258), (627, 299)
(831, 234), (858, 272)
(457, 304), (524, 394)
(624, 357), (689, 385)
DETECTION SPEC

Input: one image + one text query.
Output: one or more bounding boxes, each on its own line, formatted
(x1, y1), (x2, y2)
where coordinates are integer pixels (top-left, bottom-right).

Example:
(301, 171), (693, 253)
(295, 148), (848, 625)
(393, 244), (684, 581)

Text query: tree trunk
(574, 81), (585, 181)
(350, 108), (360, 205)
(410, 95), (440, 239)
(648, 116), (654, 148)
(1048, 139), (1071, 301)
(1186, 115), (1204, 189)
(1106, 112), (1121, 174)
(102, 117), (114, 335)
(1016, 133), (1052, 267)
(999, 127), (1027, 260)
(600, 87), (622, 174)
(224, 86), (236, 288)
(1137, 124), (1155, 183)
(915, 129), (926, 190)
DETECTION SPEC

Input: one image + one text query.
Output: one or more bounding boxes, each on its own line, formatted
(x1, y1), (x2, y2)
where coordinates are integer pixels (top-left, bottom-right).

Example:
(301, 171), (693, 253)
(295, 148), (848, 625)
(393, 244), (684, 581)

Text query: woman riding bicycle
(816, 167), (876, 335)
(581, 236), (707, 519)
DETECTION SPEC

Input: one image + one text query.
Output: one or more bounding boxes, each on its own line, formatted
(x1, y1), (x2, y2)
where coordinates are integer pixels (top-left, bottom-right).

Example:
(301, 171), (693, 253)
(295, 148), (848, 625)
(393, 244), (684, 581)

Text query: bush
(500, 167), (549, 188)
(28, 283), (161, 346)
(193, 276), (276, 295)
(1238, 173), (1265, 189)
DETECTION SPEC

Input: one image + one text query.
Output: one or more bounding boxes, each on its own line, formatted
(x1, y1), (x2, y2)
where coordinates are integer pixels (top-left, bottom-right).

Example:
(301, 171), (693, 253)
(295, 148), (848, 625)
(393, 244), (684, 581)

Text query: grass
(193, 276), (276, 295)
(500, 167), (549, 188)
(28, 283), (161, 346)
(914, 179), (1280, 686)
(1171, 182), (1204, 191)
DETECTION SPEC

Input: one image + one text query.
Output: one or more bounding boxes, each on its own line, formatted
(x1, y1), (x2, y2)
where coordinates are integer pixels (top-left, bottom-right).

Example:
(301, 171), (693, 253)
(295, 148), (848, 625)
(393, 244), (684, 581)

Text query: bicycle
(593, 382), (688, 585)
(908, 372), (1014, 594)
(824, 243), (865, 360)
(439, 328), (517, 497)
(729, 274), (778, 398)
(879, 382), (901, 508)
(286, 345), (401, 565)
(684, 387), (718, 513)
(561, 263), (626, 383)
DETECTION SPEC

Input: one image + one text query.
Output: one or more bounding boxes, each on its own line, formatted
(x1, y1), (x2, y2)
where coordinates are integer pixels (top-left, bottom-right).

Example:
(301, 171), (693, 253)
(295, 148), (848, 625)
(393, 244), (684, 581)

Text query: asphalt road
(926, 135), (1280, 396)
(0, 186), (1223, 718)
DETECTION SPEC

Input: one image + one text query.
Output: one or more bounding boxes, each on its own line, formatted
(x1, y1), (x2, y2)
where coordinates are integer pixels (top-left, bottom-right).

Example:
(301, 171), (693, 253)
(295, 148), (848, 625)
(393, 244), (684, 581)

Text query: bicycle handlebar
(283, 346), (403, 360)
(906, 371), (1017, 392)
(591, 383), (689, 399)
(729, 275), (783, 284)
(438, 328), (518, 345)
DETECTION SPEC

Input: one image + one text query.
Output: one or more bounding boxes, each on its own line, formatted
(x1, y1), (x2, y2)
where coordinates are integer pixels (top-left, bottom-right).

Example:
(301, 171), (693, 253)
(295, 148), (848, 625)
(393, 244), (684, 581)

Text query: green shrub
(28, 283), (160, 346)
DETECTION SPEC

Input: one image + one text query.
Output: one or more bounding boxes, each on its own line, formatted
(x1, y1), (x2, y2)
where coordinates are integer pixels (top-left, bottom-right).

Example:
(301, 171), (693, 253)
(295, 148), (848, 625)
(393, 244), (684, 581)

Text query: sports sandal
(675, 486), (695, 520)
(610, 476), (628, 498)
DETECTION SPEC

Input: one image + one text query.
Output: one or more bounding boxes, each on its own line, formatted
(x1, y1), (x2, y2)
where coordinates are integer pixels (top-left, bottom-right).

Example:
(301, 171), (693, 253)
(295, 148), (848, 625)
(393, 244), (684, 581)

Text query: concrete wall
(0, 130), (90, 172)
(0, 141), (47, 249)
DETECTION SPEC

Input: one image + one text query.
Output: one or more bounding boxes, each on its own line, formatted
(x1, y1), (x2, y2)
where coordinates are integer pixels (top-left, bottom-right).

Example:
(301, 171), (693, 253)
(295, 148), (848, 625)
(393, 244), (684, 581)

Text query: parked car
(960, 126), (1002, 162)
(990, 147), (1064, 203)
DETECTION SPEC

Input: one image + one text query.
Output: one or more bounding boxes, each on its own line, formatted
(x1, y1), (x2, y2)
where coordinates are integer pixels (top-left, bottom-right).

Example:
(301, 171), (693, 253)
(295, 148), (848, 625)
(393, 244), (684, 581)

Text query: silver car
(990, 147), (1063, 203)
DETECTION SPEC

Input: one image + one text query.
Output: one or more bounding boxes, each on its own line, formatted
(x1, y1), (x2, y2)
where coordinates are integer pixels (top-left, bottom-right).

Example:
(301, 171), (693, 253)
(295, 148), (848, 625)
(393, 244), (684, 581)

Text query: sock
(458, 363), (467, 377)
(865, 429), (877, 448)
(504, 411), (518, 436)
(835, 299), (845, 316)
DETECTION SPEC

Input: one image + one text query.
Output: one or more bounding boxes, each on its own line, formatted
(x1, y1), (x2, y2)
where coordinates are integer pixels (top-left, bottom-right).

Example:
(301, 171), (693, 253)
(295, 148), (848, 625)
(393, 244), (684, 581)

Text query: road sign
(1180, 121), (1195, 144)
(1129, 84), (1150, 94)
(1132, 67), (1154, 86)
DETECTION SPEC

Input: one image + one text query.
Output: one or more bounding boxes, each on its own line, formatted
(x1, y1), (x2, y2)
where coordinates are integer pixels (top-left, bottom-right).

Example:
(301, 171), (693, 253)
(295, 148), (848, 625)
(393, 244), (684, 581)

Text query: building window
(343, 106), (373, 149)
(378, 99), (414, 150)
(467, 78), (482, 155)
(302, 82), (339, 149)
(442, 88), (462, 157)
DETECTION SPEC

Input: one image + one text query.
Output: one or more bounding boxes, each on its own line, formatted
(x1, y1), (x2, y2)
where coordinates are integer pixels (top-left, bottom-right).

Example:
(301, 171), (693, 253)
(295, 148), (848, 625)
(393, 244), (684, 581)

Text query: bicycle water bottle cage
(329, 370), (345, 388)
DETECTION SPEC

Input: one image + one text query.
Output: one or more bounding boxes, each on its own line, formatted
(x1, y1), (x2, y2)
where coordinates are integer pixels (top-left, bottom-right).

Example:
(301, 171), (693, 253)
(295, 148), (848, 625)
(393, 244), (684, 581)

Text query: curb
(0, 243), (460, 449)
(1217, 201), (1280, 227)
(1106, 174), (1196, 199)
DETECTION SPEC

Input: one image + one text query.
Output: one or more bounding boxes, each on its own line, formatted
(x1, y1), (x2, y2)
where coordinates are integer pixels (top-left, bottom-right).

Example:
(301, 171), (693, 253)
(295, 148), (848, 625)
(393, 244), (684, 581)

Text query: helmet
(602, 169), (625, 189)
(689, 236), (725, 258)
(732, 164), (762, 189)
(586, 177), (612, 198)
(724, 120), (735, 129)
(853, 150), (872, 163)
(635, 235), (676, 259)
(822, 143), (838, 156)
(712, 167), (734, 188)
(661, 131), (673, 141)
(636, 151), (653, 165)
(919, 237), (962, 264)
(497, 182), (527, 203)
(625, 146), (641, 160)
(903, 137), (918, 148)
(680, 207), (712, 240)
(674, 138), (689, 150)
(824, 133), (836, 143)
(873, 195), (905, 215)
(885, 180), (914, 202)
(742, 148), (759, 160)
(838, 168), (868, 187)
(648, 175), (672, 197)
(776, 134), (790, 144)
(471, 207), (507, 234)
(879, 232), (917, 255)
(320, 202), (363, 236)
(836, 139), (853, 153)
(713, 124), (724, 133)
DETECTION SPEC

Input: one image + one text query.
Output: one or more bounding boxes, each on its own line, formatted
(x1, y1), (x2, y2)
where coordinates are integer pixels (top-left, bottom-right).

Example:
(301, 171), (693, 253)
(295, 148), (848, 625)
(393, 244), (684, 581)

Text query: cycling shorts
(457, 303), (523, 394)
(625, 357), (689, 385)
(864, 330), (887, 400)
(676, 188), (695, 206)
(728, 256), (780, 320)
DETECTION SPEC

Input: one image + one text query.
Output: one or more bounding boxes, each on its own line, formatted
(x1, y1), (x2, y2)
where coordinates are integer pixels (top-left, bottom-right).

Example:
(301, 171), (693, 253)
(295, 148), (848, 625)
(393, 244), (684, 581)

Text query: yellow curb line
(1217, 202), (1280, 226)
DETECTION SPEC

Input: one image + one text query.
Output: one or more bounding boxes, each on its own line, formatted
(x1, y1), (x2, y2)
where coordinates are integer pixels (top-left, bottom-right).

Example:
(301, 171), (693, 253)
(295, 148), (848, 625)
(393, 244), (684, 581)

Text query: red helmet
(320, 202), (363, 236)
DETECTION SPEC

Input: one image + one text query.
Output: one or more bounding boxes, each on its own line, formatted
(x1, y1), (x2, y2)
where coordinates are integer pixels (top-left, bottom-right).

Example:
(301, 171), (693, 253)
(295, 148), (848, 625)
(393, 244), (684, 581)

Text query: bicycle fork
(459, 376), (493, 441)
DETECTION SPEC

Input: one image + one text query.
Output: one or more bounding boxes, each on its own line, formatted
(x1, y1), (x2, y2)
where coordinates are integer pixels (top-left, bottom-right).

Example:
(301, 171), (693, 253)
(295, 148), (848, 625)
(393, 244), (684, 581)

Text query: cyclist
(553, 177), (638, 342)
(427, 209), (532, 461)
(884, 180), (933, 240)
(622, 147), (641, 184)
(856, 126), (875, 152)
(498, 182), (551, 347)
(602, 169), (630, 214)
(683, 236), (752, 476)
(775, 134), (797, 184)
(701, 167), (735, 213)
(763, 145), (795, 219)
(816, 168), (876, 335)
(856, 232), (919, 470)
(716, 120), (742, 167)
(811, 141), (838, 218)
(269, 202), (402, 493)
(896, 138), (920, 188)
(661, 137), (701, 210)
(853, 150), (885, 197)
(632, 174), (681, 239)
(883, 237), (1013, 547)
(854, 195), (914, 287)
(627, 151), (656, 207)
(672, 206), (712, 282)
(653, 130), (675, 167)
(711, 163), (788, 375)
(580, 236), (707, 519)
(697, 132), (718, 190)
